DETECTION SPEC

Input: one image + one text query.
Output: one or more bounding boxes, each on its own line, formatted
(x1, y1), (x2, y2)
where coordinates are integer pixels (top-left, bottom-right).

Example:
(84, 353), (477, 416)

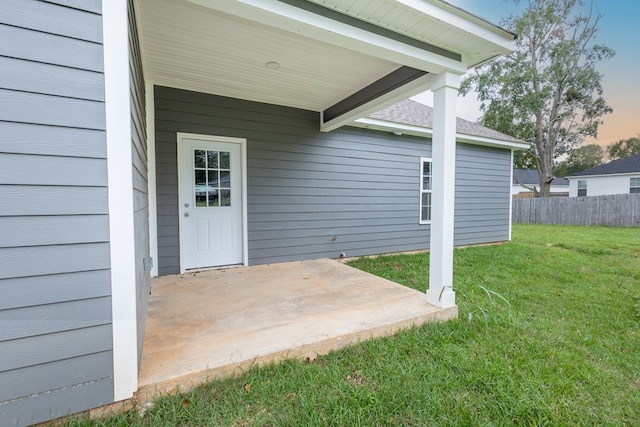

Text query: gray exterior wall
(129, 0), (150, 367)
(0, 1), (114, 426)
(155, 86), (511, 274)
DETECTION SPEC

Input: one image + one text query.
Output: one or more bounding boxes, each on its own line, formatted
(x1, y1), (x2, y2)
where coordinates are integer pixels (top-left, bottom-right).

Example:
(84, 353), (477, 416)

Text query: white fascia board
(567, 172), (640, 179)
(321, 74), (436, 132)
(396, 0), (515, 51)
(103, 0), (139, 401)
(186, 0), (466, 74)
(352, 117), (529, 151)
(455, 133), (529, 150)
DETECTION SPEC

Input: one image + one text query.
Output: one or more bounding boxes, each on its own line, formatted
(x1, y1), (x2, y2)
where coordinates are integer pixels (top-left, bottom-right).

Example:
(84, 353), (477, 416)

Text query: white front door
(179, 135), (245, 271)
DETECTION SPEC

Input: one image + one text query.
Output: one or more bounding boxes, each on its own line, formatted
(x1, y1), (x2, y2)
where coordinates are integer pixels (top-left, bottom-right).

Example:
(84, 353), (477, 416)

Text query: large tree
(460, 0), (614, 196)
(607, 136), (640, 160)
(553, 143), (604, 176)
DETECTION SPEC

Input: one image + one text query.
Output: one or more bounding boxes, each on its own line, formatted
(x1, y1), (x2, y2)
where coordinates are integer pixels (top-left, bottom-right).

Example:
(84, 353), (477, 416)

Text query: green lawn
(69, 224), (640, 426)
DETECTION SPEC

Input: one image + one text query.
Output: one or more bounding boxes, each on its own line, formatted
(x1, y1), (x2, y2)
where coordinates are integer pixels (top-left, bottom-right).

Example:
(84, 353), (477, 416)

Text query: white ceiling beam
(321, 73), (436, 132)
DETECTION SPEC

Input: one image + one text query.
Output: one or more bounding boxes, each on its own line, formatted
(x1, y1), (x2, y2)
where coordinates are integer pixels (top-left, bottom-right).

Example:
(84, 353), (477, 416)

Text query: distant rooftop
(567, 154), (640, 177)
(513, 169), (569, 186)
(368, 99), (523, 144)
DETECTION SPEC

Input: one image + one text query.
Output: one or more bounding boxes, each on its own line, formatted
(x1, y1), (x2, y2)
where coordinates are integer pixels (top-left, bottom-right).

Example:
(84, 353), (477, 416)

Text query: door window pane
(194, 150), (206, 168)
(219, 189), (231, 207)
(220, 151), (230, 169)
(207, 191), (219, 207)
(194, 169), (207, 207)
(193, 149), (232, 207)
(208, 170), (219, 187)
(220, 171), (231, 188)
(207, 151), (218, 169)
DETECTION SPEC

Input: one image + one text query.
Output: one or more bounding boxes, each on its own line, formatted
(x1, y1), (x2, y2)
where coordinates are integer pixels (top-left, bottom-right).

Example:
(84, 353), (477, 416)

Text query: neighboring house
(567, 154), (640, 197)
(512, 169), (570, 197)
(0, 1), (524, 425)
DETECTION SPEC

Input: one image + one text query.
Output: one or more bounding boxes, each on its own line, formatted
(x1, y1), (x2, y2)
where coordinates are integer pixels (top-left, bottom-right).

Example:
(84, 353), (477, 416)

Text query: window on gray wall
(577, 180), (587, 197)
(631, 177), (640, 193)
(420, 158), (432, 223)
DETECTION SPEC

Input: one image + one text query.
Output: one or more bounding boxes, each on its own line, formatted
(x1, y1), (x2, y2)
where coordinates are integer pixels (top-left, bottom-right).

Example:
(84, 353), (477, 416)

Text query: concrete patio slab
(137, 259), (456, 402)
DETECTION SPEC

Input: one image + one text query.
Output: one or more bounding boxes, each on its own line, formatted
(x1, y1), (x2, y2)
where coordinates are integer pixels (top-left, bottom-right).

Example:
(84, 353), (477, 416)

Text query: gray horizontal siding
(0, 244), (110, 280)
(154, 86), (513, 273)
(0, 1), (114, 425)
(0, 89), (105, 129)
(0, 153), (107, 186)
(0, 324), (112, 372)
(454, 144), (512, 245)
(0, 378), (113, 427)
(0, 352), (113, 402)
(0, 56), (104, 101)
(1, 270), (111, 311)
(0, 0), (102, 43)
(0, 296), (112, 342)
(0, 122), (106, 158)
(0, 216), (109, 248)
(0, 24), (103, 72)
(0, 185), (108, 216)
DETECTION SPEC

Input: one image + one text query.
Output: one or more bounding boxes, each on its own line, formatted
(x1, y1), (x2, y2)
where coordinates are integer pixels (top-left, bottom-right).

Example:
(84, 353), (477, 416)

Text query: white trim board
(146, 82), (158, 277)
(103, 0), (139, 402)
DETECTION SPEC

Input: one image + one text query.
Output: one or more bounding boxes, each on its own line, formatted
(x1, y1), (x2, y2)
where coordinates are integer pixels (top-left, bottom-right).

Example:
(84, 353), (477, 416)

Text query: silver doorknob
(184, 212), (190, 217)
(184, 203), (190, 208)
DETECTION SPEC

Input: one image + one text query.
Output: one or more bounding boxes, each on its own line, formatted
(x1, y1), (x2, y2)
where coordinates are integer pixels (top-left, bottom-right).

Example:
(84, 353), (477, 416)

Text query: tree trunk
(538, 163), (555, 197)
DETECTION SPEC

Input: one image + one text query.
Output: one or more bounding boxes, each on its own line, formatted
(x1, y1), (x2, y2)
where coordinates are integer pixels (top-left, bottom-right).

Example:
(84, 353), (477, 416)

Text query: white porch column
(426, 71), (461, 308)
(103, 0), (139, 400)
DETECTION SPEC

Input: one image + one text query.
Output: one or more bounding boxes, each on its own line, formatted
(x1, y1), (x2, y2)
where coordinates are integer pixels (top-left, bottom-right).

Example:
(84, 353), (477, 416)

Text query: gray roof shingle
(513, 169), (569, 186)
(567, 154), (640, 177)
(368, 99), (523, 144)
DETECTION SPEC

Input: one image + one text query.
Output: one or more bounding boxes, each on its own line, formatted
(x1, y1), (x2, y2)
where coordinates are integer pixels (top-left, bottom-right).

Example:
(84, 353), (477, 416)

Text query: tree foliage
(607, 136), (640, 160)
(553, 143), (604, 176)
(460, 0), (614, 196)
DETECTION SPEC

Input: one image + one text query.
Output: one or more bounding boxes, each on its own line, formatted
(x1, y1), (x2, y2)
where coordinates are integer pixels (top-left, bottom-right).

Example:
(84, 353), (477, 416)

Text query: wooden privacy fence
(512, 193), (640, 227)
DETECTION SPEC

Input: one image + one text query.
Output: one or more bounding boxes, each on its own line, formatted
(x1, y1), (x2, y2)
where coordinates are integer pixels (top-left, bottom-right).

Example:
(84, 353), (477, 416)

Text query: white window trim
(630, 177), (640, 193)
(419, 157), (432, 224)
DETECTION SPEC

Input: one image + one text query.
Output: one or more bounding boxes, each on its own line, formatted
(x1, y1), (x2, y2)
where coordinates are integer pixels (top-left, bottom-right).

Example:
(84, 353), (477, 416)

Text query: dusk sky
(415, 0), (639, 147)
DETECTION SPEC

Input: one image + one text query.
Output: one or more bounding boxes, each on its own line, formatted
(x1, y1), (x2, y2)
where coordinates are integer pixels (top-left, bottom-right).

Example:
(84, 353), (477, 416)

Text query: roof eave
(352, 117), (529, 150)
(567, 172), (640, 179)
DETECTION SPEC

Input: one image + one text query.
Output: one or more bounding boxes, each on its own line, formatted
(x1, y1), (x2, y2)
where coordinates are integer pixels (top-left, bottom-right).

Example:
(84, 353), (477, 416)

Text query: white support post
(103, 0), (139, 401)
(426, 71), (460, 308)
(147, 82), (159, 277)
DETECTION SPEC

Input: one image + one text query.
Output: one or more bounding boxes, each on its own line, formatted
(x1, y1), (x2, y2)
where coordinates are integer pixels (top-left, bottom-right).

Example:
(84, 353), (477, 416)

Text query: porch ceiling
(135, 0), (513, 125)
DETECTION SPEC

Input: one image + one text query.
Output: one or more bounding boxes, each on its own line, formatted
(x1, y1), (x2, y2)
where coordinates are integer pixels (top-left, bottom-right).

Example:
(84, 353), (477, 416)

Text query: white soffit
(138, 0), (402, 112)
(306, 0), (515, 67)
(137, 0), (514, 116)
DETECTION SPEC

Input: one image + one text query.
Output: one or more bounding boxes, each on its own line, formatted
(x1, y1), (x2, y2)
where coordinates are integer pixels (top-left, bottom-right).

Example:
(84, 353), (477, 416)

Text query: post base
(426, 287), (456, 308)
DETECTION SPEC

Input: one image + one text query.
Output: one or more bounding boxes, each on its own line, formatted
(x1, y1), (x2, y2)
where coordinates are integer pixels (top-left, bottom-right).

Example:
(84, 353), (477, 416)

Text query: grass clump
(65, 224), (640, 426)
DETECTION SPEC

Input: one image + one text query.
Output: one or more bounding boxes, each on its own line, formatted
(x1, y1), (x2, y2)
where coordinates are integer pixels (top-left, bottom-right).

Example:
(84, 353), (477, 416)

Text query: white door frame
(176, 132), (248, 273)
